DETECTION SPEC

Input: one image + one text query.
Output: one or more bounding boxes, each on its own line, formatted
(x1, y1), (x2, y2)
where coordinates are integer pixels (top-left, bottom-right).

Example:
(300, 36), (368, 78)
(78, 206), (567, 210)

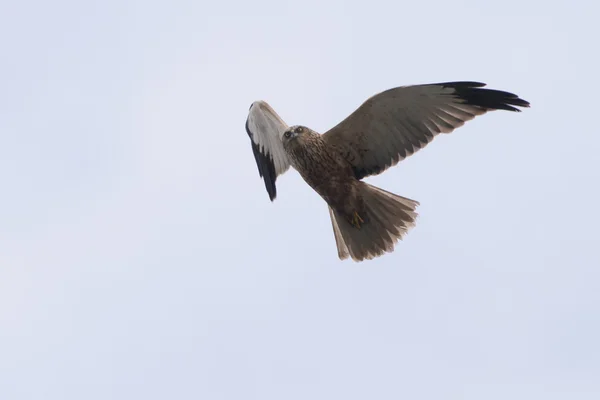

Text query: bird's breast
(285, 138), (359, 207)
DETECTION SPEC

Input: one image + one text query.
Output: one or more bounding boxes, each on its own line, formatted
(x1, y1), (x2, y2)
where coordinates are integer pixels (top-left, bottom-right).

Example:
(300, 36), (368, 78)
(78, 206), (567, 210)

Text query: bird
(245, 81), (530, 262)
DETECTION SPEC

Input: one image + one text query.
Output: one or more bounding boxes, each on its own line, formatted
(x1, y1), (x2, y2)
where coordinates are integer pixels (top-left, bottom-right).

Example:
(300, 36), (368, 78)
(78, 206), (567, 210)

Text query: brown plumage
(246, 81), (530, 262)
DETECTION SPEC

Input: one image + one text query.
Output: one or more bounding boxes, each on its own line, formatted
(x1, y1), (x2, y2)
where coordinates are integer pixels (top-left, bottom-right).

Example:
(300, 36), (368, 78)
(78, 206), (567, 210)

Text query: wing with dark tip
(245, 101), (291, 201)
(322, 81), (530, 179)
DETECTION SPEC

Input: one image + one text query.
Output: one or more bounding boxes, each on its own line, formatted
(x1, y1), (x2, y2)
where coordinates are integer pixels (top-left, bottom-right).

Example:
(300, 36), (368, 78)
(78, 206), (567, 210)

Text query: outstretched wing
(322, 81), (530, 179)
(245, 101), (291, 201)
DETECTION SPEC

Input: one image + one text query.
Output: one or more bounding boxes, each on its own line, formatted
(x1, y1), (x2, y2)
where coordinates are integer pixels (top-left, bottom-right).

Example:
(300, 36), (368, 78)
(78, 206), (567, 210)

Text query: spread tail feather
(328, 183), (419, 262)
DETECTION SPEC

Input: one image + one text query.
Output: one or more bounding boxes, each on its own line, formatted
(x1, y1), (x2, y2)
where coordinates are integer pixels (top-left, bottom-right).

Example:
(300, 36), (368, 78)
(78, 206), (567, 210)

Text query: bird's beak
(283, 130), (298, 140)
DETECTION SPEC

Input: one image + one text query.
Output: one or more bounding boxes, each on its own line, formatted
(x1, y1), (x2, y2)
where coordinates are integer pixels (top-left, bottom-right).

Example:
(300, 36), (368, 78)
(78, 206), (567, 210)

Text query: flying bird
(245, 81), (529, 262)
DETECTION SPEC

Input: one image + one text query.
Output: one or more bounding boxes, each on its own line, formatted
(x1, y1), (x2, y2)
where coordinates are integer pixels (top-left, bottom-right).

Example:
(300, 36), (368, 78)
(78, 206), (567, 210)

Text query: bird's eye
(284, 131), (291, 138)
(295, 126), (304, 133)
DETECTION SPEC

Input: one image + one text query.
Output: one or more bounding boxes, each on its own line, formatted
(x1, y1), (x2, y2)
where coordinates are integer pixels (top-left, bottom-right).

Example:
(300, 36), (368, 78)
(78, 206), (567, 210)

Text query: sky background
(1, 1), (599, 399)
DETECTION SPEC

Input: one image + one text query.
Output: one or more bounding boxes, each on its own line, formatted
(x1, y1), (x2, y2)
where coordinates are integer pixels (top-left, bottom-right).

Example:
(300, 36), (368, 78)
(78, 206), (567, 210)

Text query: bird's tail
(328, 182), (419, 262)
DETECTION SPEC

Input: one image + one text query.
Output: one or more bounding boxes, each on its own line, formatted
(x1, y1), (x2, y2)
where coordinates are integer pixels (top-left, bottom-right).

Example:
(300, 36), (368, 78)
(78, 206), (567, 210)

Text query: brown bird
(246, 81), (529, 262)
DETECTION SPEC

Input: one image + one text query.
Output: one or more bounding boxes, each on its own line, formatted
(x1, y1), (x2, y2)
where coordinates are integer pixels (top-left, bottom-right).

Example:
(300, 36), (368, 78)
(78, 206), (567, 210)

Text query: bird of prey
(245, 81), (529, 262)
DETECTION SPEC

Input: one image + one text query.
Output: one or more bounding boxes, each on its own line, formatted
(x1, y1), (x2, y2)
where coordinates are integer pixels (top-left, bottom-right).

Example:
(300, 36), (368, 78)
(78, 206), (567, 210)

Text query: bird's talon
(352, 212), (364, 229)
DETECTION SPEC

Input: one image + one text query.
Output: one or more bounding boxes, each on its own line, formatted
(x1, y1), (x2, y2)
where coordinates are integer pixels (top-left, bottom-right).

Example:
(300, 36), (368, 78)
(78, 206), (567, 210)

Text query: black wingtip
(438, 81), (530, 112)
(245, 117), (278, 201)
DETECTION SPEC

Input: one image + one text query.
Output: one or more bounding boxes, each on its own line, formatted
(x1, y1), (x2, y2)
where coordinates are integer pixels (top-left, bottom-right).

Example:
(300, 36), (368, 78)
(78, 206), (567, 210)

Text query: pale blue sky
(1, 1), (599, 399)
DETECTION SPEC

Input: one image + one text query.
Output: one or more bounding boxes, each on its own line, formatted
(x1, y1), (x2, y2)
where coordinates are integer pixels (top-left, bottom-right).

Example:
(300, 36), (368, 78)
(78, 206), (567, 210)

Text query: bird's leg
(351, 211), (365, 229)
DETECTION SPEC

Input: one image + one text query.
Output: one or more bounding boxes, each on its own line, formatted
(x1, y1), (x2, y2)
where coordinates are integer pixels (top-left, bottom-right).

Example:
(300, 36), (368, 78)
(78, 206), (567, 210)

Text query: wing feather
(245, 101), (291, 201)
(322, 81), (530, 179)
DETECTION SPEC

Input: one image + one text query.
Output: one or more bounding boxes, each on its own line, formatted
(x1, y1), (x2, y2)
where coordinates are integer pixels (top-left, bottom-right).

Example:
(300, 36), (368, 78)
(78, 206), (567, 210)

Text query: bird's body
(245, 81), (530, 262)
(284, 129), (364, 225)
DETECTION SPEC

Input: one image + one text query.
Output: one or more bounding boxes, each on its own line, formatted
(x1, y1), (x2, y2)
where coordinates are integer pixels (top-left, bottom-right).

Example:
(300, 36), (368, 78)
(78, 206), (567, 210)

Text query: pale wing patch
(247, 101), (290, 175)
(246, 100), (292, 201)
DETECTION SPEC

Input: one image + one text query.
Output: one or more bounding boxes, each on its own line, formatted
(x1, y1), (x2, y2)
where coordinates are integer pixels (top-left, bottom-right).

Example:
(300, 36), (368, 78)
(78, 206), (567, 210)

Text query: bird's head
(282, 125), (310, 143)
